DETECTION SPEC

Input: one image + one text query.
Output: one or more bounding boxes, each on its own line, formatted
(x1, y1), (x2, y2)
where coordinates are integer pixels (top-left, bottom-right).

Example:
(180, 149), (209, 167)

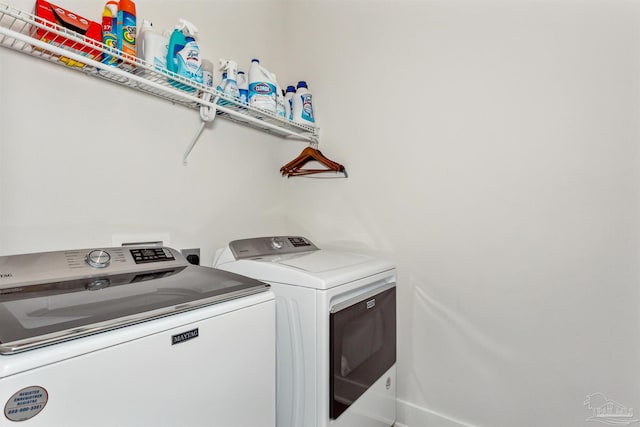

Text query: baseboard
(396, 399), (477, 427)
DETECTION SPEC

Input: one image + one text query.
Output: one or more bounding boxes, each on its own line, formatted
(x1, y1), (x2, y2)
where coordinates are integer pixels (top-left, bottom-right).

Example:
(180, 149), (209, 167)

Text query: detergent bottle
(137, 20), (167, 74)
(292, 80), (315, 126)
(116, 0), (136, 64)
(237, 70), (248, 104)
(166, 19), (203, 91)
(101, 0), (118, 66)
(248, 58), (276, 112)
(284, 85), (295, 120)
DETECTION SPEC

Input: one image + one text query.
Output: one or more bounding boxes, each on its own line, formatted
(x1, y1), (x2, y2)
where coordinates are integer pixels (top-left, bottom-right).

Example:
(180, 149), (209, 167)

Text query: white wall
(2, 1), (640, 427)
(0, 0), (294, 261)
(283, 1), (640, 426)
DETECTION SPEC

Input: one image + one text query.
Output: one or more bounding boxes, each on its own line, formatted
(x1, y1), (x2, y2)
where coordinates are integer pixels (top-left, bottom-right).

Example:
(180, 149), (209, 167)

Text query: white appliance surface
(0, 246), (276, 427)
(214, 236), (396, 427)
(214, 240), (394, 290)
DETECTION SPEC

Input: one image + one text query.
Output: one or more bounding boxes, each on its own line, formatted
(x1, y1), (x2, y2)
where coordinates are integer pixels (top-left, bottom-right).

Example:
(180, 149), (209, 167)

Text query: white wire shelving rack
(0, 2), (319, 164)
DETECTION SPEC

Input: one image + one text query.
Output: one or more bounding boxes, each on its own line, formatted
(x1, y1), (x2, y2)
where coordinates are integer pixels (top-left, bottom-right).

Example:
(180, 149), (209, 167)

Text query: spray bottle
(116, 0), (136, 65)
(167, 19), (203, 91)
(219, 59), (240, 99)
(101, 0), (118, 66)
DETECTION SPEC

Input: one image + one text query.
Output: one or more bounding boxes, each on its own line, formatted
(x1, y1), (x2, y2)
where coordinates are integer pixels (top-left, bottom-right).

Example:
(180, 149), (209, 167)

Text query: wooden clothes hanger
(280, 145), (348, 178)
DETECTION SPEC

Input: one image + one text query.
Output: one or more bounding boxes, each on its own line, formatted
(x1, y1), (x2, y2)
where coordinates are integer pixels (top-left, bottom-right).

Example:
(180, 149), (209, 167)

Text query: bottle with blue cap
(284, 85), (295, 120)
(248, 58), (276, 112)
(292, 80), (315, 126)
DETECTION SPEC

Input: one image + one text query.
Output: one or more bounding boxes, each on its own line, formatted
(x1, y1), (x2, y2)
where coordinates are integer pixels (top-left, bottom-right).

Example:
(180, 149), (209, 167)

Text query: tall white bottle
(237, 70), (249, 104)
(137, 20), (168, 75)
(248, 58), (276, 112)
(273, 73), (286, 118)
(284, 85), (295, 121)
(292, 80), (315, 126)
(202, 59), (214, 88)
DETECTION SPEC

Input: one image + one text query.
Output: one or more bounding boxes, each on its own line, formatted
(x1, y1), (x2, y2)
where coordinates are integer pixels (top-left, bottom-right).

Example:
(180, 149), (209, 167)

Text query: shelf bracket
(183, 94), (219, 165)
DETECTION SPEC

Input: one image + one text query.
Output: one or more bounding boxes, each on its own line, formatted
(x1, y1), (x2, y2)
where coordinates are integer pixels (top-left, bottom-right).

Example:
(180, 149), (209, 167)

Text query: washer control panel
(229, 236), (319, 259)
(0, 246), (187, 288)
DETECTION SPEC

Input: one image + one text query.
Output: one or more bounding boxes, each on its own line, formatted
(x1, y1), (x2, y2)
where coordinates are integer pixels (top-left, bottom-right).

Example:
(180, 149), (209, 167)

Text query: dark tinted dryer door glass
(330, 286), (396, 419)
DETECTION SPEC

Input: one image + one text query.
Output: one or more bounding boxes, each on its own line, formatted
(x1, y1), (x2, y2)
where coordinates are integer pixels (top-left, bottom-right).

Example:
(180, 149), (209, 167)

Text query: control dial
(270, 237), (285, 250)
(85, 250), (111, 268)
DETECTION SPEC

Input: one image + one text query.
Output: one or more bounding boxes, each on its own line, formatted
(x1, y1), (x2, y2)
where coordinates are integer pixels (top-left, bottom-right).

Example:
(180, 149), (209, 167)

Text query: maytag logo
(172, 328), (199, 345)
(0, 273), (13, 279)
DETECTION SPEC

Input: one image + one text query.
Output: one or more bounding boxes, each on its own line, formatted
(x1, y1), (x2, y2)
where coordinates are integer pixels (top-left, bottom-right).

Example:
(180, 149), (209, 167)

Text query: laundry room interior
(0, 0), (638, 426)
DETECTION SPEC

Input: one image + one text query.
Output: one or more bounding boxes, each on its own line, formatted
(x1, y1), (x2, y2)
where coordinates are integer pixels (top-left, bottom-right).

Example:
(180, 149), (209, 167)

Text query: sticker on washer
(4, 386), (48, 422)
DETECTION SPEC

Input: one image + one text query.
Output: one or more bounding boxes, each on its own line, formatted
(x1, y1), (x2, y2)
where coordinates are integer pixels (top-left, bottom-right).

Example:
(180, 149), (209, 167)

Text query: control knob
(85, 250), (111, 268)
(270, 237), (285, 250)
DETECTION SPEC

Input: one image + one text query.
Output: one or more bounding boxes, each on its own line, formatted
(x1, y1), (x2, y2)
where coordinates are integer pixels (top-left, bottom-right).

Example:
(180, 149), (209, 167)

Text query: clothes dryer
(214, 236), (396, 427)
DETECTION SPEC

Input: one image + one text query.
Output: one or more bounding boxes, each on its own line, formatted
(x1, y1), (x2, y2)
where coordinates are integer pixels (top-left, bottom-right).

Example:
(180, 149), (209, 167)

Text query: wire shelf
(0, 2), (319, 143)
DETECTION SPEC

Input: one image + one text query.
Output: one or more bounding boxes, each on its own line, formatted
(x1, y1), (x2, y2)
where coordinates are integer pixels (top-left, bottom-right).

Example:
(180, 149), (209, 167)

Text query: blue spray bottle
(166, 19), (203, 92)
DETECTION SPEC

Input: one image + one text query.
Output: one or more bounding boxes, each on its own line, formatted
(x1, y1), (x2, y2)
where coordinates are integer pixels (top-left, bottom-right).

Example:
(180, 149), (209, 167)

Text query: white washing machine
(214, 236), (396, 427)
(0, 246), (275, 427)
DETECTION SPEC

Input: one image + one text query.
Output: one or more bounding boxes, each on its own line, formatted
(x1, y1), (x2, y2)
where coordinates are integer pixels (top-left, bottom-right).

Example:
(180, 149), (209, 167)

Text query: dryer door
(329, 285), (396, 420)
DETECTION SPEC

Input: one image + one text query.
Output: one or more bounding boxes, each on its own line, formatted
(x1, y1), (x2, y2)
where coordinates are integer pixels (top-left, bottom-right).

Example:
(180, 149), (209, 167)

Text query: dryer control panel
(229, 236), (319, 259)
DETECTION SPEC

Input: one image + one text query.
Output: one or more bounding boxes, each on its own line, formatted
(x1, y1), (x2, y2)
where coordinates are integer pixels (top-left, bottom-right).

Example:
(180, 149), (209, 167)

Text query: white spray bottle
(219, 59), (240, 99)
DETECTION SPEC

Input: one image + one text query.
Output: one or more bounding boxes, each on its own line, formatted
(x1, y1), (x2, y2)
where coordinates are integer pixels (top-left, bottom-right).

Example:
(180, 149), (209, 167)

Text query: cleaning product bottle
(116, 0), (136, 64)
(284, 85), (295, 120)
(248, 58), (276, 112)
(292, 80), (315, 126)
(166, 19), (203, 91)
(101, 0), (118, 66)
(216, 72), (227, 92)
(219, 59), (240, 99)
(237, 70), (248, 104)
(137, 20), (167, 74)
(273, 74), (286, 119)
(202, 59), (214, 88)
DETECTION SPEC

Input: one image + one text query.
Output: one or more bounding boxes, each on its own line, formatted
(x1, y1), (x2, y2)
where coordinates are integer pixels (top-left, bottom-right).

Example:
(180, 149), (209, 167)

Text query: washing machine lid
(216, 237), (395, 289)
(0, 246), (269, 354)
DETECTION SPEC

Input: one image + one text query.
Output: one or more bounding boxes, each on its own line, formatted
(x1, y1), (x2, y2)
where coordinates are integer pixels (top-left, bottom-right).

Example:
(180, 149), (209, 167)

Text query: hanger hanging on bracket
(280, 142), (348, 178)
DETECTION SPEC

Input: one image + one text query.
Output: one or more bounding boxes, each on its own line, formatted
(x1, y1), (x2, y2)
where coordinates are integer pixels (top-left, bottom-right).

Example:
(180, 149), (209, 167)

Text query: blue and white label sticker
(4, 386), (48, 422)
